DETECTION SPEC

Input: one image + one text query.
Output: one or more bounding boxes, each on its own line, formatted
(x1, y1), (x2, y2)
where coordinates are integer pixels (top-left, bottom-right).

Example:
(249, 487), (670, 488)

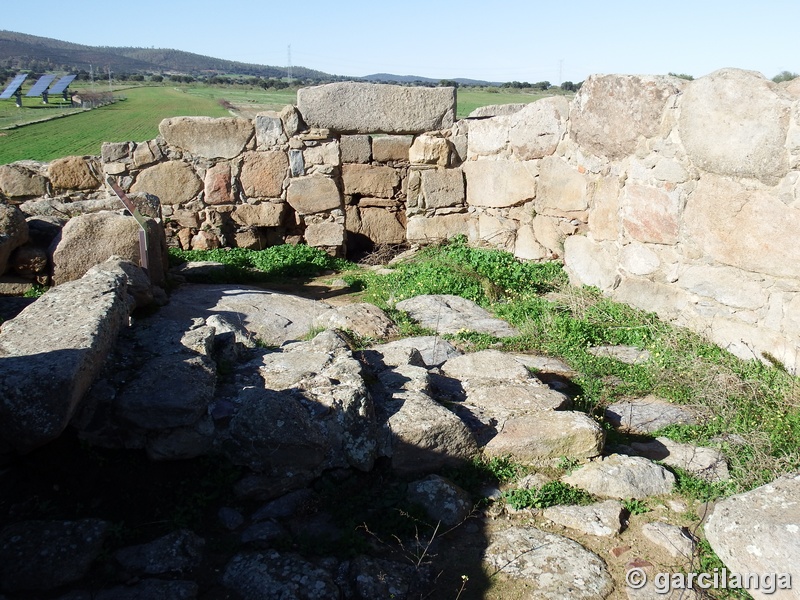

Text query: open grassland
(456, 87), (571, 118)
(0, 86), (230, 164)
(0, 84), (570, 164)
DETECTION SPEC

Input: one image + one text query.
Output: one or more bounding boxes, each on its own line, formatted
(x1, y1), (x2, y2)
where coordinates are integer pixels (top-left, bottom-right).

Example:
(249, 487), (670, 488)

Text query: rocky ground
(0, 266), (796, 600)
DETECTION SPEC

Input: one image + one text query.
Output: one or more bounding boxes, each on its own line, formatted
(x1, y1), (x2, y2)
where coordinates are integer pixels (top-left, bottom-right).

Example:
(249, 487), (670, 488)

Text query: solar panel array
(25, 74), (56, 97)
(0, 73), (28, 99)
(49, 74), (77, 95)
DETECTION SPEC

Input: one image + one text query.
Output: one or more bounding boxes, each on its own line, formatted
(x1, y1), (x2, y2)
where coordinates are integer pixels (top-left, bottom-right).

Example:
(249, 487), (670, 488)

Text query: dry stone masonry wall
(2, 70), (800, 369)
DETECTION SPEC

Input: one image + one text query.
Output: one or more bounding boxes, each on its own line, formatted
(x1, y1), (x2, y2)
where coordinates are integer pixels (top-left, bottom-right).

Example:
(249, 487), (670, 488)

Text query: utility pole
(90, 64), (94, 93)
(287, 45), (293, 85)
(107, 66), (112, 93)
(559, 59), (563, 86)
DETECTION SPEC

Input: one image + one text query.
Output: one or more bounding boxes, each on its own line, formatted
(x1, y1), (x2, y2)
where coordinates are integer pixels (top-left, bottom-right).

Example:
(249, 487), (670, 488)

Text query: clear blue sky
(3, 0), (799, 83)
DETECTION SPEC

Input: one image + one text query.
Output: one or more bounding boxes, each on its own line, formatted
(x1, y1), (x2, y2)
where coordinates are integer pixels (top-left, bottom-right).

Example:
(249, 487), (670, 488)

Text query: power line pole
(287, 45), (293, 85)
(559, 59), (563, 86)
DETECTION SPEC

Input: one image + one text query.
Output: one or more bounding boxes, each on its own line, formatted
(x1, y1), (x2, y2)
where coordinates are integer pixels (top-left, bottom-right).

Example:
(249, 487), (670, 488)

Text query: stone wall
(2, 72), (799, 370)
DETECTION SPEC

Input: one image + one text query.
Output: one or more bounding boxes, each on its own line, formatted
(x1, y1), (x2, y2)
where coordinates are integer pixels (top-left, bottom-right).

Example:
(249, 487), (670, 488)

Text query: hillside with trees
(0, 30), (334, 81)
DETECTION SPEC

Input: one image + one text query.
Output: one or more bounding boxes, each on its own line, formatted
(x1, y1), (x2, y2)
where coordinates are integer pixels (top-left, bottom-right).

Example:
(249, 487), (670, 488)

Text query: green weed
(502, 481), (594, 510)
(621, 499), (651, 515)
(169, 244), (352, 282)
(23, 283), (48, 298)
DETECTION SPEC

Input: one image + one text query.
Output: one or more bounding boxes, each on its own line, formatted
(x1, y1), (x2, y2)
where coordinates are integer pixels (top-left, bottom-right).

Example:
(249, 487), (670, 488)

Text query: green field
(455, 88), (570, 118)
(0, 85), (568, 165)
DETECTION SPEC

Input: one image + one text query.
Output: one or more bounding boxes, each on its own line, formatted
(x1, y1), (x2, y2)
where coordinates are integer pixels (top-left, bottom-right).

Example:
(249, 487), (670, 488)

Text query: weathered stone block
(537, 156), (589, 213)
(679, 265), (766, 309)
(587, 177), (622, 241)
(204, 162), (235, 205)
(233, 228), (267, 250)
(132, 141), (162, 168)
(684, 174), (800, 279)
(287, 176), (342, 215)
(305, 221), (345, 247)
(240, 151), (288, 198)
(478, 213), (516, 252)
(0, 164), (47, 198)
(303, 141), (340, 166)
(280, 105), (302, 137)
(48, 156), (101, 191)
(570, 74), (686, 159)
(679, 68), (791, 185)
(620, 242), (660, 276)
(340, 135), (372, 163)
(420, 168), (464, 209)
(483, 411), (605, 463)
(342, 164), (399, 198)
(621, 182), (680, 244)
(231, 202), (285, 227)
(409, 135), (450, 166)
(514, 224), (548, 260)
(0, 259), (135, 452)
(350, 207), (405, 244)
(101, 142), (132, 163)
(297, 82), (455, 134)
(0, 204), (29, 276)
(468, 97), (569, 160)
(255, 112), (287, 149)
(131, 161), (202, 205)
(463, 160), (537, 208)
(159, 116), (254, 159)
(406, 213), (477, 243)
(705, 473), (800, 598)
(51, 211), (167, 286)
(372, 135), (412, 162)
(563, 236), (618, 291)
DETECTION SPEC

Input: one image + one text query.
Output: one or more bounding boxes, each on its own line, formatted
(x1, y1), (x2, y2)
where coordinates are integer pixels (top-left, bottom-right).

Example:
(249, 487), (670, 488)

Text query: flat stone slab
(113, 529), (204, 576)
(509, 352), (576, 375)
(605, 395), (698, 434)
(312, 302), (397, 340)
(562, 454), (675, 499)
(630, 437), (730, 481)
(588, 345), (652, 364)
(368, 336), (461, 368)
(484, 526), (614, 599)
(0, 519), (109, 593)
(705, 472), (800, 595)
(542, 500), (624, 537)
(641, 521), (694, 559)
(483, 411), (605, 463)
(297, 82), (456, 134)
(0, 260), (134, 452)
(441, 349), (532, 381)
(156, 284), (331, 346)
(395, 294), (519, 337)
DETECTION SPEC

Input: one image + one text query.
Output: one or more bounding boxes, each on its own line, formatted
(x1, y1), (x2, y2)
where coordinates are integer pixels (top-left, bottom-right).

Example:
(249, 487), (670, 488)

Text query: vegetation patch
(168, 244), (352, 282)
(502, 481), (595, 510)
(172, 239), (800, 495)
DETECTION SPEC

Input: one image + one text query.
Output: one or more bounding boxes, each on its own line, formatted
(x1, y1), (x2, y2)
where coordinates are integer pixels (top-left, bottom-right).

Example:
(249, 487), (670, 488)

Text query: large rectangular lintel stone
(298, 83), (456, 134)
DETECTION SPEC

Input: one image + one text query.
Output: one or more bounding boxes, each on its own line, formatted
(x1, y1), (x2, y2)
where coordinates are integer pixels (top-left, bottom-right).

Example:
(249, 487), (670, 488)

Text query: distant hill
(0, 30), (333, 80)
(0, 30), (500, 86)
(362, 73), (500, 87)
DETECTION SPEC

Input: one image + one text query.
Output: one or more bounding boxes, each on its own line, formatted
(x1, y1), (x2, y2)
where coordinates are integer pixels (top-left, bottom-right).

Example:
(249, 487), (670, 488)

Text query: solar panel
(49, 74), (76, 95)
(25, 74), (56, 97)
(0, 73), (28, 99)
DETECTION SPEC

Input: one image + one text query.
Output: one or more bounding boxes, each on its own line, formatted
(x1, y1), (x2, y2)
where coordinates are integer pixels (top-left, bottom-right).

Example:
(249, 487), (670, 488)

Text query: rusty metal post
(105, 176), (151, 275)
